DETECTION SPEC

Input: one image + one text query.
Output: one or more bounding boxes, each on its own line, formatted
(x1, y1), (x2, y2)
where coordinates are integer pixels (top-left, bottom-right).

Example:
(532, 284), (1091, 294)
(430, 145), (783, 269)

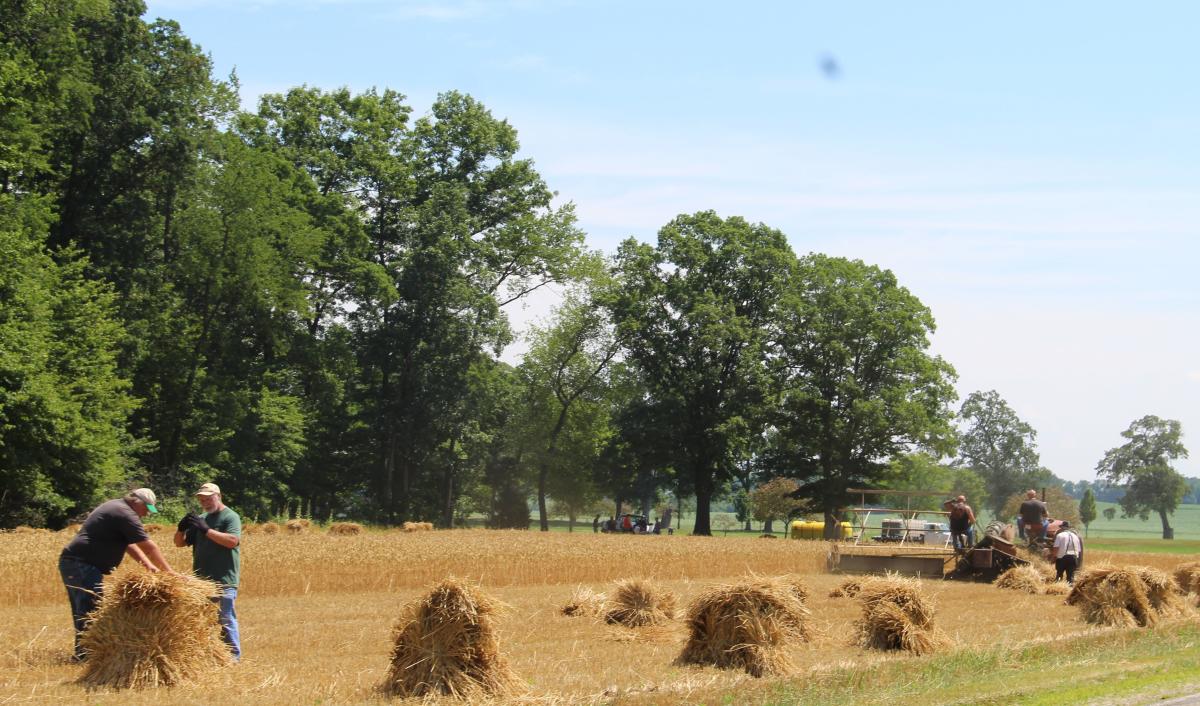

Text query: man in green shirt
(174, 482), (241, 660)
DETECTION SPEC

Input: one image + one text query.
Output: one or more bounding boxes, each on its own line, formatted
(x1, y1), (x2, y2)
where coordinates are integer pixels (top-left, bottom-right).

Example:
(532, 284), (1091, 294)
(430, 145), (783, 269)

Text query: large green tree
(769, 255), (958, 537)
(0, 218), (134, 527)
(1096, 415), (1189, 539)
(955, 390), (1042, 518)
(519, 289), (618, 531)
(605, 212), (794, 535)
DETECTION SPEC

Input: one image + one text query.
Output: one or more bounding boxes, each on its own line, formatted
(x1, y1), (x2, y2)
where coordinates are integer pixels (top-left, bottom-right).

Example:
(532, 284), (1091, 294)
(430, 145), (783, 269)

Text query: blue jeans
(213, 586), (241, 660)
(952, 528), (975, 551)
(59, 555), (105, 660)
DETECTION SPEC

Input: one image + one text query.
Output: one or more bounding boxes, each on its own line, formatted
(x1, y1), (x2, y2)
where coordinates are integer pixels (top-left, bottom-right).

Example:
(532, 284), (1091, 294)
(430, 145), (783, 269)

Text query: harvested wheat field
(2, 530), (1200, 705)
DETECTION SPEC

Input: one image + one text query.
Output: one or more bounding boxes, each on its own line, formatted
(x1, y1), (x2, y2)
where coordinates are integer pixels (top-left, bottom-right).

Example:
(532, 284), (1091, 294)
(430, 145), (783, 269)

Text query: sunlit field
(4, 527), (1200, 705)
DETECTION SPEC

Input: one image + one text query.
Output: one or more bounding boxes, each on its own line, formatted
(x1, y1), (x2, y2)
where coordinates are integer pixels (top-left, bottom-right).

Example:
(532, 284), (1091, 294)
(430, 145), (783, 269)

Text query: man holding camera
(174, 482), (242, 660)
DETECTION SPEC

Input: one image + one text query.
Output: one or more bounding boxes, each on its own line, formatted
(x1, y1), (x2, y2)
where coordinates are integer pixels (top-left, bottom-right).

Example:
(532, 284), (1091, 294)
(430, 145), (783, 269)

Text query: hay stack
(1137, 567), (1188, 617)
(77, 569), (230, 689)
(677, 577), (812, 677)
(604, 579), (677, 627)
(285, 519), (307, 534)
(1066, 565), (1156, 628)
(852, 576), (950, 655)
(829, 578), (864, 598)
(995, 565), (1048, 594)
(402, 521), (434, 532)
(380, 578), (518, 699)
(778, 574), (811, 604)
(560, 586), (606, 618)
(329, 522), (363, 536)
(260, 522), (280, 535)
(1043, 580), (1071, 596)
(1173, 561), (1200, 595)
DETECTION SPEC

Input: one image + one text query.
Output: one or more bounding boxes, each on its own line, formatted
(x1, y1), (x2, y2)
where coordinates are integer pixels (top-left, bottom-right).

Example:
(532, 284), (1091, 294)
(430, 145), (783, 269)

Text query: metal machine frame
(827, 488), (959, 578)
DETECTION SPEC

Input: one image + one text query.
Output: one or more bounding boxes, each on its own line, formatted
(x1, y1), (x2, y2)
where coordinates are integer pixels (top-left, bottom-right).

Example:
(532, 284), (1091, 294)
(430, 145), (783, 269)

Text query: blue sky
(144, 0), (1200, 482)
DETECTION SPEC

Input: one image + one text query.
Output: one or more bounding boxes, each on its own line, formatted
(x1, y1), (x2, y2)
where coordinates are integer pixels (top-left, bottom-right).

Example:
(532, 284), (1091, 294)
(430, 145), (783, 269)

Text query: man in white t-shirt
(1052, 521), (1083, 585)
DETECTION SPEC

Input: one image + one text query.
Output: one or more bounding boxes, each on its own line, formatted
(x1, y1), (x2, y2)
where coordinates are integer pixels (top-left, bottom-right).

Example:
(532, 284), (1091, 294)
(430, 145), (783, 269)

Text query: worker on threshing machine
(1017, 490), (1048, 541)
(946, 495), (976, 551)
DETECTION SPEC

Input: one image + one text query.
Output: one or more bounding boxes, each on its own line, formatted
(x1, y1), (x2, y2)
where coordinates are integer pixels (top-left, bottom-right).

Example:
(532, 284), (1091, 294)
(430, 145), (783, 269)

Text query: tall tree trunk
(692, 462), (712, 536)
(537, 466), (549, 532)
(1160, 508), (1174, 540)
(537, 408), (569, 531)
(441, 437), (456, 529)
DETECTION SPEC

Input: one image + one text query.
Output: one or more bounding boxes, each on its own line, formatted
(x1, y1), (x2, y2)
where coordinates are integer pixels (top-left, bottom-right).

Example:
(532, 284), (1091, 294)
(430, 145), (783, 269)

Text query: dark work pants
(59, 555), (105, 660)
(1055, 555), (1079, 584)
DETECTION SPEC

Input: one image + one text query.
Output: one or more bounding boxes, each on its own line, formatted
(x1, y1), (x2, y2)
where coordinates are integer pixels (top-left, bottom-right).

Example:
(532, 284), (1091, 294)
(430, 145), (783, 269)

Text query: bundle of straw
(828, 578), (864, 598)
(1066, 565), (1156, 628)
(1043, 580), (1071, 596)
(852, 576), (950, 655)
(1136, 567), (1188, 618)
(777, 574), (811, 604)
(604, 579), (677, 627)
(402, 521), (434, 532)
(285, 519), (307, 534)
(77, 569), (230, 689)
(259, 522), (280, 535)
(676, 576), (812, 677)
(380, 578), (518, 699)
(995, 565), (1048, 594)
(1173, 561), (1200, 595)
(560, 586), (606, 618)
(328, 522), (363, 536)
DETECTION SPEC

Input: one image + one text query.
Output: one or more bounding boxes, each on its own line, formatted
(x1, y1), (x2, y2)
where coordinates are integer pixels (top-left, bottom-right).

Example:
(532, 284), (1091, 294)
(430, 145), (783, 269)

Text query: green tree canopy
(0, 223), (134, 527)
(769, 255), (958, 537)
(1079, 488), (1098, 535)
(956, 390), (1042, 518)
(604, 212), (795, 535)
(1096, 415), (1189, 539)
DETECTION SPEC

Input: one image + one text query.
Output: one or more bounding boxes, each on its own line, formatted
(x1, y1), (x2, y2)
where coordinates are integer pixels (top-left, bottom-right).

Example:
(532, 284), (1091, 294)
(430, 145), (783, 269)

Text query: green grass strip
(696, 622), (1200, 706)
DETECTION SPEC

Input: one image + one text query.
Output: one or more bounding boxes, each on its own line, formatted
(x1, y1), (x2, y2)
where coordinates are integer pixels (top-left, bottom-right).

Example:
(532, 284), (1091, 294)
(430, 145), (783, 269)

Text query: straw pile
(259, 522), (280, 534)
(1044, 580), (1071, 596)
(852, 576), (950, 655)
(1066, 565), (1156, 628)
(403, 521), (434, 532)
(1137, 567), (1188, 617)
(380, 578), (518, 699)
(829, 578), (864, 598)
(778, 574), (811, 604)
(77, 569), (230, 689)
(285, 519), (307, 534)
(676, 576), (812, 677)
(604, 579), (677, 627)
(329, 522), (363, 535)
(560, 586), (606, 617)
(13, 525), (51, 534)
(1173, 561), (1200, 594)
(995, 565), (1049, 594)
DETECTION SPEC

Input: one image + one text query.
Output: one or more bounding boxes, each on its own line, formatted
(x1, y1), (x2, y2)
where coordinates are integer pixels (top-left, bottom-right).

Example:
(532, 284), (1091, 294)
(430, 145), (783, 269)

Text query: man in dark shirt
(1018, 489), (1048, 541)
(948, 495), (976, 551)
(175, 482), (242, 660)
(58, 488), (178, 660)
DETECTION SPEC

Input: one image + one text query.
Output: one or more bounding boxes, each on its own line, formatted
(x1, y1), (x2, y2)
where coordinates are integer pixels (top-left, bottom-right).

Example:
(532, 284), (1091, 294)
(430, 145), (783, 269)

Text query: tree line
(1, 1), (1188, 535)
